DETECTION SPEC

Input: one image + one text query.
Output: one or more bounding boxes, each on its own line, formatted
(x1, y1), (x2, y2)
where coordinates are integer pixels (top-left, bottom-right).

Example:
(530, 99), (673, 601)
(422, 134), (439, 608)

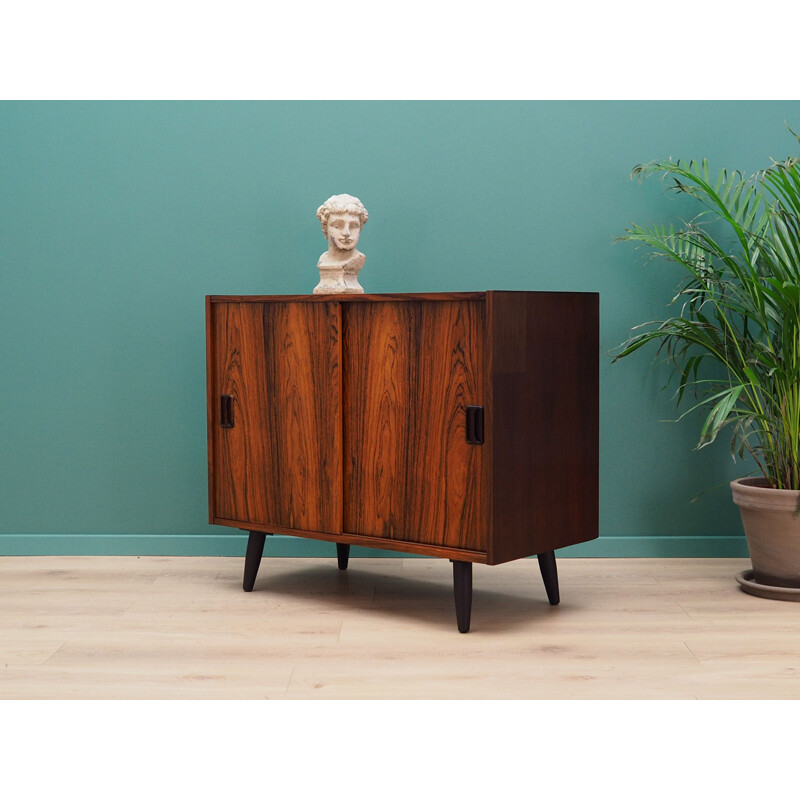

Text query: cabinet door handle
(466, 405), (484, 445)
(220, 394), (234, 428)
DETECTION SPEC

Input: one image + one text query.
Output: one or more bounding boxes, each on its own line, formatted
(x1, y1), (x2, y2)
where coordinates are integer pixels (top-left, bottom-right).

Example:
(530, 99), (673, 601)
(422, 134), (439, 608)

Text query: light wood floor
(2, 555), (799, 699)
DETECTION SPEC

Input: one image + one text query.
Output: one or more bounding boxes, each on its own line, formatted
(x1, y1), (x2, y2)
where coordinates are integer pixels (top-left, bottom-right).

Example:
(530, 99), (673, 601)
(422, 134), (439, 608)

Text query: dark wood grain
(487, 291), (599, 564)
(343, 300), (487, 551)
(208, 300), (342, 533)
(210, 516), (490, 562)
(208, 292), (486, 305)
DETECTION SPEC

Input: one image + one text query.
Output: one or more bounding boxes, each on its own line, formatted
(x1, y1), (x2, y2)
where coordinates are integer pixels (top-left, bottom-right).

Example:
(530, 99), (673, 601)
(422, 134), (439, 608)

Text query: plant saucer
(736, 569), (800, 602)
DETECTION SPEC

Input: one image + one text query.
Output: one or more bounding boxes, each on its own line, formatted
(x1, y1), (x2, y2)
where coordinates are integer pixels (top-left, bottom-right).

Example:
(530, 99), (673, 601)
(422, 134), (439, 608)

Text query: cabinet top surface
(207, 290), (597, 303)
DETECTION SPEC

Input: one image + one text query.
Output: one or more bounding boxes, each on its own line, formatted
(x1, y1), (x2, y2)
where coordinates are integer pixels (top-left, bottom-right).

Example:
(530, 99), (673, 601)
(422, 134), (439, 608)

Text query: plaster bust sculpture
(313, 194), (369, 294)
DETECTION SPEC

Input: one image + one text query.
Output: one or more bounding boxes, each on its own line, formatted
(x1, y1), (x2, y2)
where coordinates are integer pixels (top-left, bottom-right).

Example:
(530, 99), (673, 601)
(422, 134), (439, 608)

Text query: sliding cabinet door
(208, 300), (342, 533)
(343, 299), (486, 551)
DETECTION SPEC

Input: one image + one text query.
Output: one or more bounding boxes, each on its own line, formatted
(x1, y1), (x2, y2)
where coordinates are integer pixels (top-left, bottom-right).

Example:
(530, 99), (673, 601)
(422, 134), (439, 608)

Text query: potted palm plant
(614, 131), (800, 599)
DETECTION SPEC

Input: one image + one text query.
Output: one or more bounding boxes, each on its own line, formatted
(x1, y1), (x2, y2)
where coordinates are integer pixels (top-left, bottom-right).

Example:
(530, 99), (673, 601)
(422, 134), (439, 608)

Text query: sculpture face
(326, 212), (362, 252)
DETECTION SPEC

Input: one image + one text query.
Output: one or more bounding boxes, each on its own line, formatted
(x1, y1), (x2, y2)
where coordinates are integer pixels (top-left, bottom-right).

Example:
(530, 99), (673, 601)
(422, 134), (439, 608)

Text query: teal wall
(2, 100), (799, 557)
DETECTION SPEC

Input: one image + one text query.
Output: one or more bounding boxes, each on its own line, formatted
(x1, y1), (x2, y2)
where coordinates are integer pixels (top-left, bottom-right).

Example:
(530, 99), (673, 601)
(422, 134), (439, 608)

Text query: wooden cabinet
(206, 292), (598, 632)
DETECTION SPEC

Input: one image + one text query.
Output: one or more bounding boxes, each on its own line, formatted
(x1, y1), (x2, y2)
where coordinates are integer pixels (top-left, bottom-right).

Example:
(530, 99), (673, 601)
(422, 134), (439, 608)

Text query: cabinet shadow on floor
(216, 561), (563, 633)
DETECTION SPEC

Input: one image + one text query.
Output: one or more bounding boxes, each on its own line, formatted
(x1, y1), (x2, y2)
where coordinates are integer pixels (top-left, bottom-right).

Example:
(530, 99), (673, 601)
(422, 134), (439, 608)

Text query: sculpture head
(316, 194), (369, 252)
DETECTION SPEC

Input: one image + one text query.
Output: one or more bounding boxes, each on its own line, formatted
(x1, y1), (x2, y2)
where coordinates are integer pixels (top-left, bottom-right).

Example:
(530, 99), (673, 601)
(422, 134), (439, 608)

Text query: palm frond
(617, 133), (800, 489)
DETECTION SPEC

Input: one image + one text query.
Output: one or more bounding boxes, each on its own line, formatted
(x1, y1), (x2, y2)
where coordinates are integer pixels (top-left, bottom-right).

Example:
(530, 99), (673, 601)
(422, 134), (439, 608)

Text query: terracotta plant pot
(731, 477), (800, 596)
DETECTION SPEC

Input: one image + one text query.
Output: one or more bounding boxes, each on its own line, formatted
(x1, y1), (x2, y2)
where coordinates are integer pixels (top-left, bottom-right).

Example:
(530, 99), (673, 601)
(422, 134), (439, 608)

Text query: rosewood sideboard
(206, 291), (599, 632)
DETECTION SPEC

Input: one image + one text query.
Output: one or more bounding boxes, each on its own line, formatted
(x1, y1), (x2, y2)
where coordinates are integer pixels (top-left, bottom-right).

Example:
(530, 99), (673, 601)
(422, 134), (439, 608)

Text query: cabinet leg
(537, 550), (560, 605)
(243, 531), (267, 592)
(337, 543), (351, 570)
(451, 560), (473, 633)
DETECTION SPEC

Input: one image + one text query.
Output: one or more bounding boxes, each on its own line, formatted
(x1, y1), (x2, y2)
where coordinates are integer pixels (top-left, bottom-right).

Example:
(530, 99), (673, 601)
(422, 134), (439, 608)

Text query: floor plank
(2, 555), (798, 699)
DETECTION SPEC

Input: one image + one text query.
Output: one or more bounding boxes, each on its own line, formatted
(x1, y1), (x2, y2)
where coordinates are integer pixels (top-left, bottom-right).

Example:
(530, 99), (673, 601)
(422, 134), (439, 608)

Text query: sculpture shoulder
(318, 250), (365, 271)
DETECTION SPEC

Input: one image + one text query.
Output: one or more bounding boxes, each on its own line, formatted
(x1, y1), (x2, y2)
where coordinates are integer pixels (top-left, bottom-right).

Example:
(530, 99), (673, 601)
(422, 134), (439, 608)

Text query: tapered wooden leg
(537, 550), (560, 605)
(451, 560), (473, 633)
(243, 531), (267, 592)
(337, 543), (351, 570)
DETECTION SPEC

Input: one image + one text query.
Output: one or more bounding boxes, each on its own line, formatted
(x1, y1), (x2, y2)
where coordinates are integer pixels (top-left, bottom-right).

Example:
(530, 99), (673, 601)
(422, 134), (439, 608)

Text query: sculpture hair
(316, 194), (369, 236)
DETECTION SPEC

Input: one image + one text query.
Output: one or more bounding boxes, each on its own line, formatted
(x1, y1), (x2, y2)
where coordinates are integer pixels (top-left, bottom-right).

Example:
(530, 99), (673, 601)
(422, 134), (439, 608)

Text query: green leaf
(614, 130), (800, 487)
